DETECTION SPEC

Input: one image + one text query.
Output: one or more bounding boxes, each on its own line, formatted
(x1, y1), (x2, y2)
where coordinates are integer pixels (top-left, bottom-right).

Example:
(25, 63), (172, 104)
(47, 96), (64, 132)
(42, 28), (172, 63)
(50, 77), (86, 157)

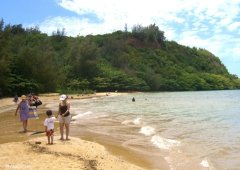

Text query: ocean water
(67, 90), (240, 170)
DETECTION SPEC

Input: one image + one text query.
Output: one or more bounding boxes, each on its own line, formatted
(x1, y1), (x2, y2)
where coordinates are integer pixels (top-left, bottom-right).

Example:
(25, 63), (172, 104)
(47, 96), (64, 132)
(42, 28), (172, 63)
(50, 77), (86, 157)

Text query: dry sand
(0, 136), (144, 170)
(0, 93), (147, 170)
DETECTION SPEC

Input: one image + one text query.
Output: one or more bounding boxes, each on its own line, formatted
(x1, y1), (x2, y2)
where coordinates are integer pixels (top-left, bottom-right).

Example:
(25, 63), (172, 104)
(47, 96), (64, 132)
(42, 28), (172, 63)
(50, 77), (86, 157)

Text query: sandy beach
(0, 136), (144, 170)
(0, 93), (150, 170)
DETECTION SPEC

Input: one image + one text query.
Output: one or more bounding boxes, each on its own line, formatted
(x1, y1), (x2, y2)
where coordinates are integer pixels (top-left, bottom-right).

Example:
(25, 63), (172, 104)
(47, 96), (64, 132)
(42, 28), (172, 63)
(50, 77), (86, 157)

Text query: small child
(44, 110), (56, 144)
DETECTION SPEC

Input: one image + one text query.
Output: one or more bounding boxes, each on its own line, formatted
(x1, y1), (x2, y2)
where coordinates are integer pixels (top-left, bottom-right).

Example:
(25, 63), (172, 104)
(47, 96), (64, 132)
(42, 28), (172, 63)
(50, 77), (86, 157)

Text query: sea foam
(139, 126), (156, 136)
(121, 117), (142, 125)
(133, 117), (142, 125)
(151, 135), (180, 150)
(71, 111), (92, 120)
(200, 159), (210, 168)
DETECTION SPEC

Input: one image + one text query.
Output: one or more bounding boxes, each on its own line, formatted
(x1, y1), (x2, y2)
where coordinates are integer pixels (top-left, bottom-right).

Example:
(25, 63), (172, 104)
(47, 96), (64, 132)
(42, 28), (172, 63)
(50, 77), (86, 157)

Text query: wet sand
(0, 93), (153, 170)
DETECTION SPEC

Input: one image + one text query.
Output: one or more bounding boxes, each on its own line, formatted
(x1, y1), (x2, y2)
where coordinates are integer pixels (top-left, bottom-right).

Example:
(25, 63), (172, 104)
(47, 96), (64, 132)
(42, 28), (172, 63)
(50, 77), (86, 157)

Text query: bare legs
(47, 136), (50, 144)
(60, 123), (64, 140)
(47, 135), (54, 144)
(65, 123), (70, 140)
(59, 123), (70, 140)
(22, 120), (28, 132)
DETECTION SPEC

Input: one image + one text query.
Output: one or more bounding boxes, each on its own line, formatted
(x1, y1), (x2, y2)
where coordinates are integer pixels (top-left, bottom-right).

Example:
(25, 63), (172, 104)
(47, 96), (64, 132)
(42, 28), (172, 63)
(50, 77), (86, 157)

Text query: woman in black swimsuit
(58, 94), (71, 140)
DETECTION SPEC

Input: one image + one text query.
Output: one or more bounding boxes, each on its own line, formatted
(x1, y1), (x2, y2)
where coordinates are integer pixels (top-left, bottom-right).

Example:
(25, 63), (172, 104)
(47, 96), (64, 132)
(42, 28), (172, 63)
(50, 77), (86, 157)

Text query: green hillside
(0, 20), (239, 95)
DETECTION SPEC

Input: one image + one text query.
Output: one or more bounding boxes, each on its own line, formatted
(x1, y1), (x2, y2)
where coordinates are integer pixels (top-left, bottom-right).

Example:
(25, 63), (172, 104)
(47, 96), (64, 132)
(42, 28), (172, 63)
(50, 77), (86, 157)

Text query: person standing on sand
(57, 94), (71, 140)
(15, 95), (29, 132)
(44, 110), (56, 144)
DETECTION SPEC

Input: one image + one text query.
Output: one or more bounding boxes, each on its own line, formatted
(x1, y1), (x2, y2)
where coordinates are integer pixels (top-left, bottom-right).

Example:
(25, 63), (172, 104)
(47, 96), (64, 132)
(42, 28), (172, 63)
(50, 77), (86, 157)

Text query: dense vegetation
(0, 19), (239, 96)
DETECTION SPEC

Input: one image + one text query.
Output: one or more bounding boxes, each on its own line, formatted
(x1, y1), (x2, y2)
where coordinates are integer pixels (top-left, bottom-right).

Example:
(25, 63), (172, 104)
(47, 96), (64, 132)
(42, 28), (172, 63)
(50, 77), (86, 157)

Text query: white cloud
(39, 16), (114, 36)
(228, 22), (240, 31)
(51, 0), (240, 37)
(228, 46), (240, 61)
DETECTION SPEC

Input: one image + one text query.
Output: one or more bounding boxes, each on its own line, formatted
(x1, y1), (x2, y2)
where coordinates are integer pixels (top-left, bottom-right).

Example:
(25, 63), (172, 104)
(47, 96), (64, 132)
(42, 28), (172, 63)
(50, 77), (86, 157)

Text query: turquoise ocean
(52, 90), (240, 169)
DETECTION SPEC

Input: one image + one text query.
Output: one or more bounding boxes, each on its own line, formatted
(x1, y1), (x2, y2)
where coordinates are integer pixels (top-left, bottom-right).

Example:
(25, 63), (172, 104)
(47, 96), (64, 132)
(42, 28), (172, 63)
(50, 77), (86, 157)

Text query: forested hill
(0, 20), (239, 95)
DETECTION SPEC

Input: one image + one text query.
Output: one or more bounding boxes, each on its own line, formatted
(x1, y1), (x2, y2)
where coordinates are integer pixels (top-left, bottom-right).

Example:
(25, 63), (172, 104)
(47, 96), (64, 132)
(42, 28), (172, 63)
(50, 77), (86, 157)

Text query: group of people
(13, 93), (42, 107)
(28, 94), (42, 108)
(15, 94), (71, 144)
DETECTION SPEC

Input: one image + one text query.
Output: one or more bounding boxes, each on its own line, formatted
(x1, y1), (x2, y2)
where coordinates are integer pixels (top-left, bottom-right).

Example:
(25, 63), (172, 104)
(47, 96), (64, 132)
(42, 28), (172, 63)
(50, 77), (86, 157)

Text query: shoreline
(0, 92), (153, 170)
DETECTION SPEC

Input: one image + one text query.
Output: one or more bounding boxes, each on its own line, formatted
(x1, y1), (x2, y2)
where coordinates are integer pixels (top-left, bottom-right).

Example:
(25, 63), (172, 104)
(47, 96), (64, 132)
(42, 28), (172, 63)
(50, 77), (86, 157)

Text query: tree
(0, 18), (4, 32)
(69, 40), (99, 79)
(131, 24), (166, 46)
(132, 24), (146, 41)
(0, 20), (239, 95)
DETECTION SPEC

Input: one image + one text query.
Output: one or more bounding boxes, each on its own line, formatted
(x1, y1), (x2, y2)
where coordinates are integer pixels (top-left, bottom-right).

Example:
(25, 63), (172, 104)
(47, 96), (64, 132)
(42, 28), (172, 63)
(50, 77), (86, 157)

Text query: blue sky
(0, 0), (239, 77)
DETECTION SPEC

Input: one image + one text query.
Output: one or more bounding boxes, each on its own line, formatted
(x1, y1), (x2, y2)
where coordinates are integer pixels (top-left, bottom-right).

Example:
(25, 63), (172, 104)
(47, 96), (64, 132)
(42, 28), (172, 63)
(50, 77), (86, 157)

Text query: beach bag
(35, 99), (42, 106)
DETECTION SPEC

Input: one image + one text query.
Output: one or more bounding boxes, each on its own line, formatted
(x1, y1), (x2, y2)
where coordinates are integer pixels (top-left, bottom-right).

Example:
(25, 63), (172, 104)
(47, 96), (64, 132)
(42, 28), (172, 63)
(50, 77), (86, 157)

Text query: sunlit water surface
(51, 90), (240, 170)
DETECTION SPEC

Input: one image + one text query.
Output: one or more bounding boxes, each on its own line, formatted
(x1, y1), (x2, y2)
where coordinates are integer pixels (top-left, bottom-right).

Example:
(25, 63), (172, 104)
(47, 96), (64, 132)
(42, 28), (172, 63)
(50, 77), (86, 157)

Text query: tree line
(0, 19), (239, 96)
